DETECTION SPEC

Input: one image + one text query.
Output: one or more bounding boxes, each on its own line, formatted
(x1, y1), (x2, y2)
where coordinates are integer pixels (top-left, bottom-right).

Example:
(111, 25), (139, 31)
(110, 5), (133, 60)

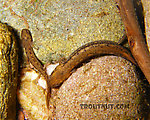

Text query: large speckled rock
(53, 56), (148, 119)
(18, 56), (149, 119)
(4, 0), (148, 119)
(0, 0), (125, 63)
(0, 23), (18, 120)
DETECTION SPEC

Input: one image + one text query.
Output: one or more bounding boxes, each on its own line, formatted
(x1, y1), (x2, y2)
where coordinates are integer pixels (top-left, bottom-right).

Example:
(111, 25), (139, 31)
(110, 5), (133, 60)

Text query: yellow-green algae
(0, 0), (125, 63)
(0, 23), (18, 120)
(33, 0), (125, 63)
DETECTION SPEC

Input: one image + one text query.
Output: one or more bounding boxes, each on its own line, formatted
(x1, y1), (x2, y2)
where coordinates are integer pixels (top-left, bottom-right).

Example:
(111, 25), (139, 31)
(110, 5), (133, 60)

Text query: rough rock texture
(18, 68), (52, 120)
(0, 0), (125, 63)
(18, 56), (149, 119)
(53, 56), (148, 119)
(1, 0), (148, 119)
(0, 23), (18, 120)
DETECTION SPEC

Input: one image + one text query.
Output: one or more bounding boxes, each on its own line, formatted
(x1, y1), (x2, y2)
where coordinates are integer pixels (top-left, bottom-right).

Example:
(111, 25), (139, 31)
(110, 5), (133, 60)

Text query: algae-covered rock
(0, 23), (18, 120)
(0, 0), (125, 63)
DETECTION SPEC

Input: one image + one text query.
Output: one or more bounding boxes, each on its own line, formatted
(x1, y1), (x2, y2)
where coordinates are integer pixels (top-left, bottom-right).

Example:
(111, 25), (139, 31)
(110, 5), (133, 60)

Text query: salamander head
(21, 29), (33, 46)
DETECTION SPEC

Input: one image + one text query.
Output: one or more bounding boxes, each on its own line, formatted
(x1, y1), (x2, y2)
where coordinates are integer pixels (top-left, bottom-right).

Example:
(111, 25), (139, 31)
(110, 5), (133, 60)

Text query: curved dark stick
(116, 0), (150, 83)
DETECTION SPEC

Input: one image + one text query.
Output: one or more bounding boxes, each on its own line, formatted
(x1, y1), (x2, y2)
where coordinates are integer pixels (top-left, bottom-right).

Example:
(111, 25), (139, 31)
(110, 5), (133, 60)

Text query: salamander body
(21, 29), (137, 108)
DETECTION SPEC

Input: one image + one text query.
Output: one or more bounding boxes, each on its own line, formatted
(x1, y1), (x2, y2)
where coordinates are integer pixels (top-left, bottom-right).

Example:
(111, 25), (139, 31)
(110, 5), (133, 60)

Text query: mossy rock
(0, 23), (18, 120)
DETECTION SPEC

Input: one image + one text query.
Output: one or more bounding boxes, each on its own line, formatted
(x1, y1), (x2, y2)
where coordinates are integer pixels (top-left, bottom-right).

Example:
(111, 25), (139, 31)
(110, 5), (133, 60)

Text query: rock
(18, 68), (52, 120)
(53, 56), (148, 119)
(0, 22), (18, 120)
(0, 0), (125, 63)
(18, 56), (149, 119)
